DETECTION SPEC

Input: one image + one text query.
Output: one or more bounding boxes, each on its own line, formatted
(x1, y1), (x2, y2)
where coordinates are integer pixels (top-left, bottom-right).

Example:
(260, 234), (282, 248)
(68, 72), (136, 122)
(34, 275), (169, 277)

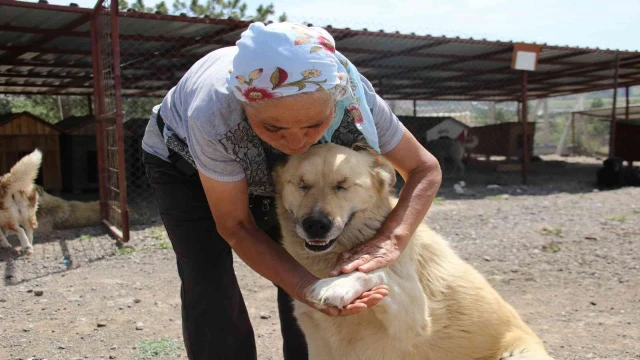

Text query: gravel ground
(1, 157), (638, 360)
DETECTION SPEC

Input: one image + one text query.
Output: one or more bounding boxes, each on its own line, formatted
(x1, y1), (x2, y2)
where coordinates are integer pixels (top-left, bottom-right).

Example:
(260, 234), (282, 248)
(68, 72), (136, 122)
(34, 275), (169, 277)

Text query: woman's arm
(330, 129), (442, 275)
(198, 172), (388, 315)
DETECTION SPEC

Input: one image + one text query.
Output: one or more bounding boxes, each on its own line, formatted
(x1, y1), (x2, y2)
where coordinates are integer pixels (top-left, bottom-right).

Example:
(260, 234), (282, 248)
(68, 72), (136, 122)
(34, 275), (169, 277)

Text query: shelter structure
(1, 0), (639, 240)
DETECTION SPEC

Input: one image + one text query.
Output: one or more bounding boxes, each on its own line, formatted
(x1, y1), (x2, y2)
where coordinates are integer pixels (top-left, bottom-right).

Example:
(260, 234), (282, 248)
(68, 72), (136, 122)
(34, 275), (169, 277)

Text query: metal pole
(521, 71), (529, 185)
(571, 113), (576, 154)
(626, 85), (630, 120)
(110, 0), (130, 242)
(90, 8), (109, 224)
(413, 99), (417, 117)
(609, 52), (619, 158)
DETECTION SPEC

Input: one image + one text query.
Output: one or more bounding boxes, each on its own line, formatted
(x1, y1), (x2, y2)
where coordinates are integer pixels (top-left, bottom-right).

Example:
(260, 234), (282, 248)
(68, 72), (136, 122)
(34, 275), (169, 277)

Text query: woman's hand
(294, 274), (389, 317)
(329, 234), (401, 277)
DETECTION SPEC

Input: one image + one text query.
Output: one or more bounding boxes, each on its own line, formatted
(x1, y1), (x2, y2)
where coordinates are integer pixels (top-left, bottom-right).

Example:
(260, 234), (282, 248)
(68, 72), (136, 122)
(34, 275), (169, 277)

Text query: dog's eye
(333, 184), (346, 191)
(299, 184), (311, 191)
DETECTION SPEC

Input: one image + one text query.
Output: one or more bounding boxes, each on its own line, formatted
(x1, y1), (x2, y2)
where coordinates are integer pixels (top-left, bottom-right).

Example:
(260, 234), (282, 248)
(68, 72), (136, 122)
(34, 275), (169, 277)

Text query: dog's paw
(309, 273), (368, 309)
(20, 246), (34, 256)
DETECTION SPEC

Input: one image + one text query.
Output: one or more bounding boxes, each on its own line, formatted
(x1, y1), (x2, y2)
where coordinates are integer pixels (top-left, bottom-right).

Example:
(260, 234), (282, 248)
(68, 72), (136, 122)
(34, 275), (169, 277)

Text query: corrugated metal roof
(1, 0), (640, 101)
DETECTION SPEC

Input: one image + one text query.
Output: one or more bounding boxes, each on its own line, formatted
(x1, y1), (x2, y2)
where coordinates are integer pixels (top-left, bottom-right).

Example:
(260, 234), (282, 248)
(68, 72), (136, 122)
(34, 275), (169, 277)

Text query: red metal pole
(90, 7), (109, 223)
(521, 71), (529, 185)
(609, 52), (619, 158)
(626, 85), (630, 120)
(110, 0), (130, 242)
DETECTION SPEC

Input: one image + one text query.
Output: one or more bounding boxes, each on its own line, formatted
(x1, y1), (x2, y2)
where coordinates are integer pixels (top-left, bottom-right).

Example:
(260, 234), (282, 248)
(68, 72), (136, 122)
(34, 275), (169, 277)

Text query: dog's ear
(351, 138), (376, 154)
(371, 155), (397, 192)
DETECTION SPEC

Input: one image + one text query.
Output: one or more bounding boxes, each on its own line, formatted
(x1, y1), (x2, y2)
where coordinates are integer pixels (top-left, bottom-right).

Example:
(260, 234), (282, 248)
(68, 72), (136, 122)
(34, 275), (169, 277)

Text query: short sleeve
(187, 118), (246, 182)
(359, 74), (406, 154)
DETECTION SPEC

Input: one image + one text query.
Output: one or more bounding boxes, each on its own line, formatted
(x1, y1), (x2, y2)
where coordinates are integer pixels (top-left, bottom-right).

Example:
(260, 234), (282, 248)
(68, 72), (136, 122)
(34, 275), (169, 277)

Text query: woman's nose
(283, 132), (305, 148)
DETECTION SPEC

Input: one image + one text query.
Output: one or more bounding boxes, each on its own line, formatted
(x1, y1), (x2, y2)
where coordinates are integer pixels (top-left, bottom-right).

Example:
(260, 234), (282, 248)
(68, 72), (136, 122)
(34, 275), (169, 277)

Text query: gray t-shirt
(141, 46), (405, 195)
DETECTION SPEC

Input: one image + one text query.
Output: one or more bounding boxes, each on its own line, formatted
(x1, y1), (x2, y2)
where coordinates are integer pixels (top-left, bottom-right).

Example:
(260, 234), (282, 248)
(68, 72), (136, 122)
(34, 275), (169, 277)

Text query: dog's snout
(302, 216), (333, 239)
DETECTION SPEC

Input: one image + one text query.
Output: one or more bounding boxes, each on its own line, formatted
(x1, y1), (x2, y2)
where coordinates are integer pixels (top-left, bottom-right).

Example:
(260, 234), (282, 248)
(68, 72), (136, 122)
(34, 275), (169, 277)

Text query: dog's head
(273, 142), (396, 254)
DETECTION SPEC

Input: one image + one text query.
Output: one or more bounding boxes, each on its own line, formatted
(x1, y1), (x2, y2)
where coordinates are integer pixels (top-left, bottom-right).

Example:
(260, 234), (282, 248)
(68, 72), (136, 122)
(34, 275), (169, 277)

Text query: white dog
(273, 143), (552, 360)
(0, 149), (43, 254)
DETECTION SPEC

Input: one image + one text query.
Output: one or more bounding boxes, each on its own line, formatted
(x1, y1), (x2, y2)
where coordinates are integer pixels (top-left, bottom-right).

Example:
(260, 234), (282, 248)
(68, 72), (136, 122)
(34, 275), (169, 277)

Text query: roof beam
(0, 14), (91, 62)
(0, 0), (92, 13)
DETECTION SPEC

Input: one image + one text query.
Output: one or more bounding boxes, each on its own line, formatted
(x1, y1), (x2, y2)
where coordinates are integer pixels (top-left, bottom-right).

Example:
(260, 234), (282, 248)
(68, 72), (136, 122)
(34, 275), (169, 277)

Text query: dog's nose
(302, 216), (333, 239)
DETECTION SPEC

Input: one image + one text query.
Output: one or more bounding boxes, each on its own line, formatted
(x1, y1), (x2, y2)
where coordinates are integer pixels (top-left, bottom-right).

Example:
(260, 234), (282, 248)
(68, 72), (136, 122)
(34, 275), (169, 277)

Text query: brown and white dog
(0, 149), (43, 254)
(273, 143), (552, 360)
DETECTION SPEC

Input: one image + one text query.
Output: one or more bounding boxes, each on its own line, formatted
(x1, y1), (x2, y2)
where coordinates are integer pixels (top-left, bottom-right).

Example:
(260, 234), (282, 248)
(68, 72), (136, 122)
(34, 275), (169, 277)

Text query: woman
(141, 21), (442, 360)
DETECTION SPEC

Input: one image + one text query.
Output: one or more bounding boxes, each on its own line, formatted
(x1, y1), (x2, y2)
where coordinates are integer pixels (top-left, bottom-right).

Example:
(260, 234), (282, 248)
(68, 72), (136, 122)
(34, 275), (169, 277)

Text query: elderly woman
(141, 22), (441, 360)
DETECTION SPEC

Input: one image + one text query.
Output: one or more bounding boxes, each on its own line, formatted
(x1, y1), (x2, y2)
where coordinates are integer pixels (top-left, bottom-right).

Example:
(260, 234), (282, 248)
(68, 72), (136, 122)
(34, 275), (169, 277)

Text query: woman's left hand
(329, 234), (401, 276)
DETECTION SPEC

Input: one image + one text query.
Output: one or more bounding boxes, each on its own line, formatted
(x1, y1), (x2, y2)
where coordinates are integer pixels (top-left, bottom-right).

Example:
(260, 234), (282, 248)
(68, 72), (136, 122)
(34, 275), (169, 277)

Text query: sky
(37, 0), (640, 51)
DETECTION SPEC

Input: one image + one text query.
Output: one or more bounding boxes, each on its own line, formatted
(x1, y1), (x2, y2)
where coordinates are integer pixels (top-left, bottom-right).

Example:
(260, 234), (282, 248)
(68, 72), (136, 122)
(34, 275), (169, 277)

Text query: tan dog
(273, 143), (552, 360)
(34, 185), (101, 231)
(0, 149), (42, 254)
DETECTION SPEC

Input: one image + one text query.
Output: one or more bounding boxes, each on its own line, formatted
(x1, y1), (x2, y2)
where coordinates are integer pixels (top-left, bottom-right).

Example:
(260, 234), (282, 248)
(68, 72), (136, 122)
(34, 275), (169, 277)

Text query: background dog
(425, 135), (479, 177)
(34, 185), (102, 231)
(273, 143), (552, 360)
(0, 149), (43, 254)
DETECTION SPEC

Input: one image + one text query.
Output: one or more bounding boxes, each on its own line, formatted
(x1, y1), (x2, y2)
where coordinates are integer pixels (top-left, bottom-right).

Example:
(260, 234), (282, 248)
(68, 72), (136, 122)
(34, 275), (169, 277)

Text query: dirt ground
(1, 156), (639, 360)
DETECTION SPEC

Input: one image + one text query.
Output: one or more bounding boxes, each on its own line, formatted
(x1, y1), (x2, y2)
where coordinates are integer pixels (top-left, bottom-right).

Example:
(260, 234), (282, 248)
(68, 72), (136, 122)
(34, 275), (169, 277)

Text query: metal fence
(92, 0), (129, 241)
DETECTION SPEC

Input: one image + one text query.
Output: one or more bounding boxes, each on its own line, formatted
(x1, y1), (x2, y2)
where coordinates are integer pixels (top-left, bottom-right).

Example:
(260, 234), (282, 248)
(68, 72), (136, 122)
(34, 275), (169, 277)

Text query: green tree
(155, 1), (169, 14)
(0, 96), (11, 115)
(130, 0), (154, 13)
(590, 97), (604, 109)
(165, 0), (284, 21)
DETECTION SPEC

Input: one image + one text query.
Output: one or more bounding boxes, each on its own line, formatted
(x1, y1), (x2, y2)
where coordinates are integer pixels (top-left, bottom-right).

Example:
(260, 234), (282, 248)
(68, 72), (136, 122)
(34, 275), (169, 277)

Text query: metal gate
(91, 0), (129, 241)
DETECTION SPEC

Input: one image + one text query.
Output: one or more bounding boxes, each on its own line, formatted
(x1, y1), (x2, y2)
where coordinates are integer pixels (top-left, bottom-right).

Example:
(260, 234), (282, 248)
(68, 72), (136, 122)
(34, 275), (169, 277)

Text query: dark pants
(143, 150), (309, 360)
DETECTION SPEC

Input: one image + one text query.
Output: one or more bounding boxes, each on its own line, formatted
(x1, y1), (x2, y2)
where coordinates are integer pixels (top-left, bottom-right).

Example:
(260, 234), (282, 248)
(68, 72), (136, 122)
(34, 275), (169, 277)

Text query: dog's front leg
(308, 269), (388, 309)
(0, 229), (12, 249)
(13, 226), (33, 254)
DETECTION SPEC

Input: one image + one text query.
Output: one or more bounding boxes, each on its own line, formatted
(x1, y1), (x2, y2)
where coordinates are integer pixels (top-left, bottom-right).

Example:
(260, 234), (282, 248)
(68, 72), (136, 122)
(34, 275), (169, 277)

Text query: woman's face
(244, 92), (335, 155)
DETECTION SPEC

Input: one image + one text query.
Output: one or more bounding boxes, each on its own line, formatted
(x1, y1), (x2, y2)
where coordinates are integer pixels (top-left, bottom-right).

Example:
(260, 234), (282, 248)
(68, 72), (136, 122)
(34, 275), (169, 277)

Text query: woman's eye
(333, 184), (346, 191)
(265, 126), (280, 133)
(299, 184), (311, 191)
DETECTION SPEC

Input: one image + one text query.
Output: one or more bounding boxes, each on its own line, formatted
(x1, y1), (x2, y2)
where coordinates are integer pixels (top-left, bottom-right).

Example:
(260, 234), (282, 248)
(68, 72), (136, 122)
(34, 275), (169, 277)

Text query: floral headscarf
(227, 21), (380, 153)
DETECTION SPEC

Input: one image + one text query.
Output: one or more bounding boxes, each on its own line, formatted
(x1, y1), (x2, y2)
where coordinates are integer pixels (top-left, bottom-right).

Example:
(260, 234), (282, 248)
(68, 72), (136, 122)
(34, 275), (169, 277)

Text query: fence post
(609, 51), (619, 158)
(521, 71), (529, 185)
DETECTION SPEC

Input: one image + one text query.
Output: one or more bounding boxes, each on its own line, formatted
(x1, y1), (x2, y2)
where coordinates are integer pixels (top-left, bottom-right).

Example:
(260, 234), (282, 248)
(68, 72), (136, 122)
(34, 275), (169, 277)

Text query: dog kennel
(0, 111), (63, 193)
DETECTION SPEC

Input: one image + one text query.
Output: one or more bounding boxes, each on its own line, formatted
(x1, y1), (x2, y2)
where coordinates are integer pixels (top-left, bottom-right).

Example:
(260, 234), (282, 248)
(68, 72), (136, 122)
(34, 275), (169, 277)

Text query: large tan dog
(273, 143), (553, 360)
(0, 149), (42, 254)
(34, 185), (101, 231)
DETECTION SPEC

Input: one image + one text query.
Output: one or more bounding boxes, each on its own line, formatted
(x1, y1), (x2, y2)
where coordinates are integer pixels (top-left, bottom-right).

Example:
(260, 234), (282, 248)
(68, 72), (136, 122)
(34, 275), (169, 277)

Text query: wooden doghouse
(614, 121), (640, 162)
(57, 115), (150, 193)
(0, 112), (62, 193)
(56, 115), (98, 193)
(468, 122), (536, 160)
(397, 116), (470, 145)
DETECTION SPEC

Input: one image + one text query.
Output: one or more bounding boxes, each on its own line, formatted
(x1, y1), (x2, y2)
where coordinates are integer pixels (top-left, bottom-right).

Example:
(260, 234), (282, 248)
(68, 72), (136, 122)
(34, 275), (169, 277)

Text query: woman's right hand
(294, 275), (389, 317)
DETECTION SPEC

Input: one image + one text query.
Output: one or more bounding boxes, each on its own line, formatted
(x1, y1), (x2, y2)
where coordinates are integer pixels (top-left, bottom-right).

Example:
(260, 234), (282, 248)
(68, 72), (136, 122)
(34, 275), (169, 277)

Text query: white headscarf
(227, 22), (381, 152)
